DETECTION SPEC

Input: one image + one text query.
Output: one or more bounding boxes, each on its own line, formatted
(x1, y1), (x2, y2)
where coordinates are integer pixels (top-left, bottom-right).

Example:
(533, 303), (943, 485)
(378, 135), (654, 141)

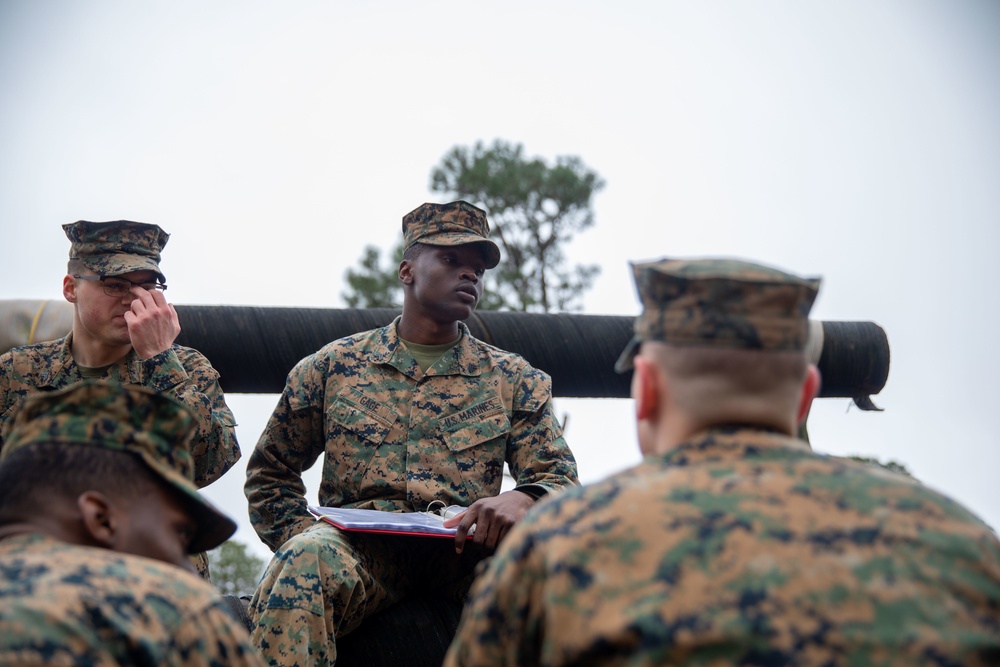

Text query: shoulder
(0, 541), (250, 663)
(464, 334), (549, 381)
(0, 337), (69, 388)
(280, 327), (386, 395)
(2, 540), (223, 617)
(825, 454), (999, 532)
(293, 326), (384, 370)
(2, 337), (66, 361)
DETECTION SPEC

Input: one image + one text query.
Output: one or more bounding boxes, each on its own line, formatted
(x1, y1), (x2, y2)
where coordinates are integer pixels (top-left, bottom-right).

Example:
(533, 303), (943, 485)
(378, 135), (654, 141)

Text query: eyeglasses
(73, 275), (167, 298)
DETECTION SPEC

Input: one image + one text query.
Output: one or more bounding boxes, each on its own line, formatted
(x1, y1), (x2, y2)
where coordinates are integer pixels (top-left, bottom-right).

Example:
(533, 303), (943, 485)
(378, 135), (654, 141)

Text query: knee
(267, 526), (363, 590)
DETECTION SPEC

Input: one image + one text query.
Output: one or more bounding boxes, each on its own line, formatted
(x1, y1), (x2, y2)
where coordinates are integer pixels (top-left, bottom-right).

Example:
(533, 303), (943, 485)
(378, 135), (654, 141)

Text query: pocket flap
(441, 397), (510, 452)
(330, 386), (397, 445)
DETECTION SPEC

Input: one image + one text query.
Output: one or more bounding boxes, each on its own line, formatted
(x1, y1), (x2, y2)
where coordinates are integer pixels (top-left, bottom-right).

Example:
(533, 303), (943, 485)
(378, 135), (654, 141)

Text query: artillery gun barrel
(0, 301), (889, 407)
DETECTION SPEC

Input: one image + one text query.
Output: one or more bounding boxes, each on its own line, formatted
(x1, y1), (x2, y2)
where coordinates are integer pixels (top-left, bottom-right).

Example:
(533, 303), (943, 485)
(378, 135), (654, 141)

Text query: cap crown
(1, 381), (235, 552)
(64, 220), (169, 279)
(402, 201), (501, 269)
(3, 381), (195, 475)
(631, 258), (820, 351)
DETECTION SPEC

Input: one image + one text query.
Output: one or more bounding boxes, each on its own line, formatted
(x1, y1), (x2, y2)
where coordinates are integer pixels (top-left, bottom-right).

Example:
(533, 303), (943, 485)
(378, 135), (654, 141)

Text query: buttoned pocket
(329, 386), (397, 446)
(441, 397), (510, 452)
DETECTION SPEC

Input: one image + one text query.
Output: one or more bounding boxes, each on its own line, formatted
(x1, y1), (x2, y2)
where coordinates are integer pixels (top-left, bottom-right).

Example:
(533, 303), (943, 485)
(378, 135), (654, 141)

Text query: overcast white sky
(1, 1), (998, 562)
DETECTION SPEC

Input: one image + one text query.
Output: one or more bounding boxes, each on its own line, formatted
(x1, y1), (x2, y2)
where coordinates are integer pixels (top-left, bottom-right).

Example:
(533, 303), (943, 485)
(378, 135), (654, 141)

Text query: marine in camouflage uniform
(0, 381), (266, 666)
(0, 220), (240, 577)
(245, 201), (579, 666)
(444, 258), (1000, 666)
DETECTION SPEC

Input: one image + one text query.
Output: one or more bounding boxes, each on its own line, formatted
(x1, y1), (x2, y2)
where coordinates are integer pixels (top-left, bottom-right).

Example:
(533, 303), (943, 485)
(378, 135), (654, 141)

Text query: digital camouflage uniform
(0, 533), (264, 667)
(444, 258), (1000, 666)
(245, 201), (579, 666)
(0, 381), (260, 666)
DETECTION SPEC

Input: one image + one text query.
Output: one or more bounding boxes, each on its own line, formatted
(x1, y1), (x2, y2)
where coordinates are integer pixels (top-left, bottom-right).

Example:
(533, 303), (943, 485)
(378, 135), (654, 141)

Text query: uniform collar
(371, 318), (485, 379)
(657, 425), (812, 467)
(36, 332), (140, 387)
(35, 333), (79, 387)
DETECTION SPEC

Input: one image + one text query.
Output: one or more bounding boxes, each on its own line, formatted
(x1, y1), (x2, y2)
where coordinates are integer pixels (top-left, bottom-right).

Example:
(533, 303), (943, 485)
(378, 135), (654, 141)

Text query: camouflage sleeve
(444, 518), (544, 666)
(141, 345), (240, 488)
(505, 366), (579, 495)
(244, 355), (327, 551)
(168, 599), (268, 667)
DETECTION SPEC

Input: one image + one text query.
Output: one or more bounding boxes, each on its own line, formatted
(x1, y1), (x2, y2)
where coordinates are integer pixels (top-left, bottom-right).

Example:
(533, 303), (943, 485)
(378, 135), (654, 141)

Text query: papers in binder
(307, 503), (470, 539)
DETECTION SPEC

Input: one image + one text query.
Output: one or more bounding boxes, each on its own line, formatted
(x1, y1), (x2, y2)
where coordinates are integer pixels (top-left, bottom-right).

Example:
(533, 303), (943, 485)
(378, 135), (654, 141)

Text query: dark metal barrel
(174, 306), (889, 407)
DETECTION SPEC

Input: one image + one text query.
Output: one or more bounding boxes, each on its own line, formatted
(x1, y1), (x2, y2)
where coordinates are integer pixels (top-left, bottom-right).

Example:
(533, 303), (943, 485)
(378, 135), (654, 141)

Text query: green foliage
(342, 244), (405, 308)
(208, 539), (267, 597)
(431, 139), (604, 312)
(846, 455), (914, 478)
(340, 139), (604, 312)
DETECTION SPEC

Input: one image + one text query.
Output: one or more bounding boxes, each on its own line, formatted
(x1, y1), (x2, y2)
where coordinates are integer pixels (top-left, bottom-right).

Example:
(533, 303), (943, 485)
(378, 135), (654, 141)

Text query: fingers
(128, 286), (168, 311)
(451, 508), (478, 555)
(125, 288), (181, 359)
(451, 503), (506, 554)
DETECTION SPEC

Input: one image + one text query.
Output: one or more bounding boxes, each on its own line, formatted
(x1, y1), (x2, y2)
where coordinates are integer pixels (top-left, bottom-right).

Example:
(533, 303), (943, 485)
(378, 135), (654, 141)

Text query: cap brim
(184, 494), (238, 554)
(614, 337), (640, 374)
(417, 234), (501, 269)
(144, 456), (237, 553)
(83, 256), (165, 282)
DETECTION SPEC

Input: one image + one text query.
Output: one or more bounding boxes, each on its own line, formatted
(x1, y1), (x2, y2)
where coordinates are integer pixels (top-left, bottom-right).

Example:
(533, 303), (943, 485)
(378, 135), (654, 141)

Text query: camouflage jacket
(445, 426), (1000, 667)
(0, 333), (239, 488)
(0, 532), (265, 667)
(245, 319), (579, 551)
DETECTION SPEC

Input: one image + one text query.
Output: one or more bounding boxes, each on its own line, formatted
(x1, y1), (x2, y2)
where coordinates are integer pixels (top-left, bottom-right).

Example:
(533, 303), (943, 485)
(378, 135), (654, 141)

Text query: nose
(460, 266), (480, 283)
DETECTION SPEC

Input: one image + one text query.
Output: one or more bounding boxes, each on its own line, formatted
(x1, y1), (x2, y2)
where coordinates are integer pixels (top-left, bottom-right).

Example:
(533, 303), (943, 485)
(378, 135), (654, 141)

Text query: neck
(396, 313), (462, 345)
(648, 413), (796, 456)
(0, 522), (35, 540)
(70, 328), (131, 368)
(0, 521), (50, 543)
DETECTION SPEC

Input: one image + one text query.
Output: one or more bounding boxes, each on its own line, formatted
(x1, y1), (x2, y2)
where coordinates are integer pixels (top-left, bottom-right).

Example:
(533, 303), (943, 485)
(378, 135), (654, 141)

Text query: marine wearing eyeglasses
(0, 219), (240, 580)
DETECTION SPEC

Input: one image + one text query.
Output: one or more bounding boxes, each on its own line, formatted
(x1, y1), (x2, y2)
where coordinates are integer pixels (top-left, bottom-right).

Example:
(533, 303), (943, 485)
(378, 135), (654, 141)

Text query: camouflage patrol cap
(402, 201), (501, 269)
(1, 381), (236, 553)
(63, 220), (169, 282)
(615, 257), (821, 372)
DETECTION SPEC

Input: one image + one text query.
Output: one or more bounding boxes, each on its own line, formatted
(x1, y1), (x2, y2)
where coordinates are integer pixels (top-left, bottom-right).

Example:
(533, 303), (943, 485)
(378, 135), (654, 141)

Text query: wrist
(513, 485), (545, 501)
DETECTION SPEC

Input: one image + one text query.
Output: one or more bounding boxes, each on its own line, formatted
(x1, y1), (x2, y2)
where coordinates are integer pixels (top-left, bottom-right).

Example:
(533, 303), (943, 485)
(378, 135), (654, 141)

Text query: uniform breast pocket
(441, 400), (511, 496)
(328, 389), (396, 447)
(442, 410), (511, 452)
(326, 389), (398, 492)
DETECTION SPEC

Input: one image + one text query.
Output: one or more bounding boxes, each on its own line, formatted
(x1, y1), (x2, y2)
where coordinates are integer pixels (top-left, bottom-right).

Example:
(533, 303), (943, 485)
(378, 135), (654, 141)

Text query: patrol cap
(1, 381), (236, 553)
(64, 220), (169, 282)
(615, 257), (821, 372)
(402, 201), (501, 269)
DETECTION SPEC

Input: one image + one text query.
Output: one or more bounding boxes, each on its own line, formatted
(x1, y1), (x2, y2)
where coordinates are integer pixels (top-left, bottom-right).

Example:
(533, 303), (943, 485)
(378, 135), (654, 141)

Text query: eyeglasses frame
(73, 274), (168, 297)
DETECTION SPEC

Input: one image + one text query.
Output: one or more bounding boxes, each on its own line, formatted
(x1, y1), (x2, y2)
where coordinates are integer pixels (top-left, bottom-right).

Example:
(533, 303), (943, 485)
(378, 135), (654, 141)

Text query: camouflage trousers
(249, 521), (481, 666)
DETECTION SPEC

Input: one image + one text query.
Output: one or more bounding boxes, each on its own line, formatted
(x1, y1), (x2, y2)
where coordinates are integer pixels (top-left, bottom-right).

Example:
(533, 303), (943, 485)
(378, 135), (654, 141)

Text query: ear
(63, 274), (78, 303)
(796, 364), (821, 425)
(77, 490), (118, 548)
(632, 355), (663, 422)
(398, 259), (413, 285)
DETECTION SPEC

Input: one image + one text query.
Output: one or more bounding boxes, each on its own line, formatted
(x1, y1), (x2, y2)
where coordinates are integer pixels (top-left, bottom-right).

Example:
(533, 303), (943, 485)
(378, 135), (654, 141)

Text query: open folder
(307, 503), (469, 539)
